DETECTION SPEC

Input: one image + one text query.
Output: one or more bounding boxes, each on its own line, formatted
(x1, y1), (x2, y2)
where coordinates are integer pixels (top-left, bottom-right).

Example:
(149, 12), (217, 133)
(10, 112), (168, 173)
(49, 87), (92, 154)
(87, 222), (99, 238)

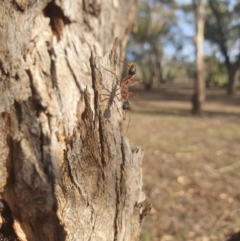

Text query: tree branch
(207, 0), (231, 68)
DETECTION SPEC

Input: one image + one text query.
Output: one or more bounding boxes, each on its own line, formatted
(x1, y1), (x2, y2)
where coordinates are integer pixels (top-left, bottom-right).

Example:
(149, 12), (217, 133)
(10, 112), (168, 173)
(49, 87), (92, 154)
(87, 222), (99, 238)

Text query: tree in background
(127, 0), (176, 89)
(191, 0), (205, 115)
(163, 59), (195, 83)
(205, 55), (227, 87)
(0, 1), (150, 240)
(205, 0), (240, 95)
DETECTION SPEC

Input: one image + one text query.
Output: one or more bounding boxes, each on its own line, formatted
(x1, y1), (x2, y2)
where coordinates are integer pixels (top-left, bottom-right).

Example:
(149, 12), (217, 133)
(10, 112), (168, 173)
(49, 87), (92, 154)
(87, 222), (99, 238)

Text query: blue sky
(164, 0), (195, 61)
(127, 0), (238, 62)
(164, 0), (238, 61)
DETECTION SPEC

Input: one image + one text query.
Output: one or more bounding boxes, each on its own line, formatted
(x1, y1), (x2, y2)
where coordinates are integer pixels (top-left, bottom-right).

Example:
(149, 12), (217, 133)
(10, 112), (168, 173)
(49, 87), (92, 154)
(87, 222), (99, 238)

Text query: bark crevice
(0, 0), (145, 240)
(43, 1), (71, 40)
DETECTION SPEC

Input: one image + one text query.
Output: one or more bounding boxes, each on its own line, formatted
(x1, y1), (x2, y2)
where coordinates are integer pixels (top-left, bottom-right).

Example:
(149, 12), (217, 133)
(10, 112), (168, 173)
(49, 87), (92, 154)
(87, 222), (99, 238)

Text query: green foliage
(205, 55), (227, 86)
(127, 0), (177, 85)
(126, 0), (240, 88)
(162, 59), (195, 82)
(130, 0), (176, 55)
(176, 2), (193, 13)
(205, 0), (240, 57)
(140, 232), (152, 241)
(204, 0), (240, 93)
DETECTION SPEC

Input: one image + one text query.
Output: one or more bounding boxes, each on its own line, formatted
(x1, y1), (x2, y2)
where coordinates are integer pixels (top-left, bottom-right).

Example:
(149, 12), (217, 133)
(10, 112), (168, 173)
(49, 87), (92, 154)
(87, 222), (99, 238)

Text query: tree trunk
(226, 66), (238, 95)
(0, 1), (150, 240)
(207, 0), (239, 96)
(191, 0), (205, 115)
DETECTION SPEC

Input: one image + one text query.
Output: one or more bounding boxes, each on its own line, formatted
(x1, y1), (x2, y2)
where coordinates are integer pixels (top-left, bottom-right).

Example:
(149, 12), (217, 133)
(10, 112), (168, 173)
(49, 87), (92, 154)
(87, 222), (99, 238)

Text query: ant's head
(122, 101), (131, 111)
(128, 64), (136, 76)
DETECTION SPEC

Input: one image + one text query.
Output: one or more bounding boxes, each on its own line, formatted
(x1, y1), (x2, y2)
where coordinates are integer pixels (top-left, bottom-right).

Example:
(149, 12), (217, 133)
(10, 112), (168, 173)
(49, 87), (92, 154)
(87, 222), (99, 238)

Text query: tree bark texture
(0, 0), (149, 240)
(191, 0), (205, 115)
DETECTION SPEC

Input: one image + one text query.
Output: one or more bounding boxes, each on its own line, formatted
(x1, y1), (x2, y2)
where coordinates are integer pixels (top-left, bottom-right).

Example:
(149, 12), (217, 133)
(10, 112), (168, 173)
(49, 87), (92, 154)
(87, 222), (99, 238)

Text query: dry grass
(126, 84), (240, 241)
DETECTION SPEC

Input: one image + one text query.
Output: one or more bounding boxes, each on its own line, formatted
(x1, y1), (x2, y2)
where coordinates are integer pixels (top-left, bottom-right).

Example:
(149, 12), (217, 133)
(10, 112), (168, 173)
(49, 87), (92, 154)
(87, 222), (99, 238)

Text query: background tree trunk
(191, 0), (205, 115)
(207, 0), (239, 96)
(0, 0), (149, 240)
(226, 65), (238, 95)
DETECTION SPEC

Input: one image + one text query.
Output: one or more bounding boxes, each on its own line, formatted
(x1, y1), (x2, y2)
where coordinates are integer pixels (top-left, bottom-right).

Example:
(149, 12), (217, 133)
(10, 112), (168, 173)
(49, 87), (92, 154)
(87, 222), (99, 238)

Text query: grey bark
(0, 0), (150, 240)
(191, 0), (205, 115)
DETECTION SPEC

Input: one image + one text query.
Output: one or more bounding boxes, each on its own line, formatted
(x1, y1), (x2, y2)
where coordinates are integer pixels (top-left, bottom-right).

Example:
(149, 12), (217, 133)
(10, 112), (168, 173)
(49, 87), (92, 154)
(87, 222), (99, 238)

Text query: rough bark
(191, 0), (205, 115)
(0, 0), (149, 240)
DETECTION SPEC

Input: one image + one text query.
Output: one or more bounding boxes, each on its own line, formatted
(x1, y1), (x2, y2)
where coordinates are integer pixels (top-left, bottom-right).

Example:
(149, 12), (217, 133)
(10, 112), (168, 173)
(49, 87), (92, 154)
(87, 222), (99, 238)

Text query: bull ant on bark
(100, 60), (141, 131)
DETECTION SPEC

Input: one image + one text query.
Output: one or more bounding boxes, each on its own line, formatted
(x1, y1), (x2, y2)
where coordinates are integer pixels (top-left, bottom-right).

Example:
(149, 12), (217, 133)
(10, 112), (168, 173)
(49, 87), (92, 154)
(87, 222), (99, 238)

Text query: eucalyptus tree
(127, 0), (176, 89)
(0, 1), (150, 241)
(205, 0), (240, 95)
(175, 0), (205, 114)
(191, 0), (205, 115)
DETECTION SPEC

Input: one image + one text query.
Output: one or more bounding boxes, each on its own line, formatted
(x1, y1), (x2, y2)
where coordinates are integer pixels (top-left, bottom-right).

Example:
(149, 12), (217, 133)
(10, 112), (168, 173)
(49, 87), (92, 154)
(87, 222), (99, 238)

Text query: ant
(119, 62), (138, 117)
(100, 60), (141, 130)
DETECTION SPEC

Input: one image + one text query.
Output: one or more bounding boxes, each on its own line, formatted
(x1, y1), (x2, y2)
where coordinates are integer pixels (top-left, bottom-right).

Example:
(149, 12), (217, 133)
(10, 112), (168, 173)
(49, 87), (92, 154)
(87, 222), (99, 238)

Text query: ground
(126, 84), (240, 241)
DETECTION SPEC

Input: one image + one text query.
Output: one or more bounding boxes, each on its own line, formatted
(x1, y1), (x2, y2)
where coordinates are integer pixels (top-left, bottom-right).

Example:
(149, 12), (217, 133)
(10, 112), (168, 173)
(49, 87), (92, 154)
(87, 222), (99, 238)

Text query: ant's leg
(128, 92), (138, 98)
(101, 92), (122, 99)
(100, 92), (122, 105)
(118, 59), (131, 68)
(99, 65), (121, 83)
(122, 110), (131, 134)
(123, 110), (127, 120)
(117, 59), (136, 77)
(126, 110), (131, 133)
(127, 79), (142, 87)
(100, 93), (113, 102)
